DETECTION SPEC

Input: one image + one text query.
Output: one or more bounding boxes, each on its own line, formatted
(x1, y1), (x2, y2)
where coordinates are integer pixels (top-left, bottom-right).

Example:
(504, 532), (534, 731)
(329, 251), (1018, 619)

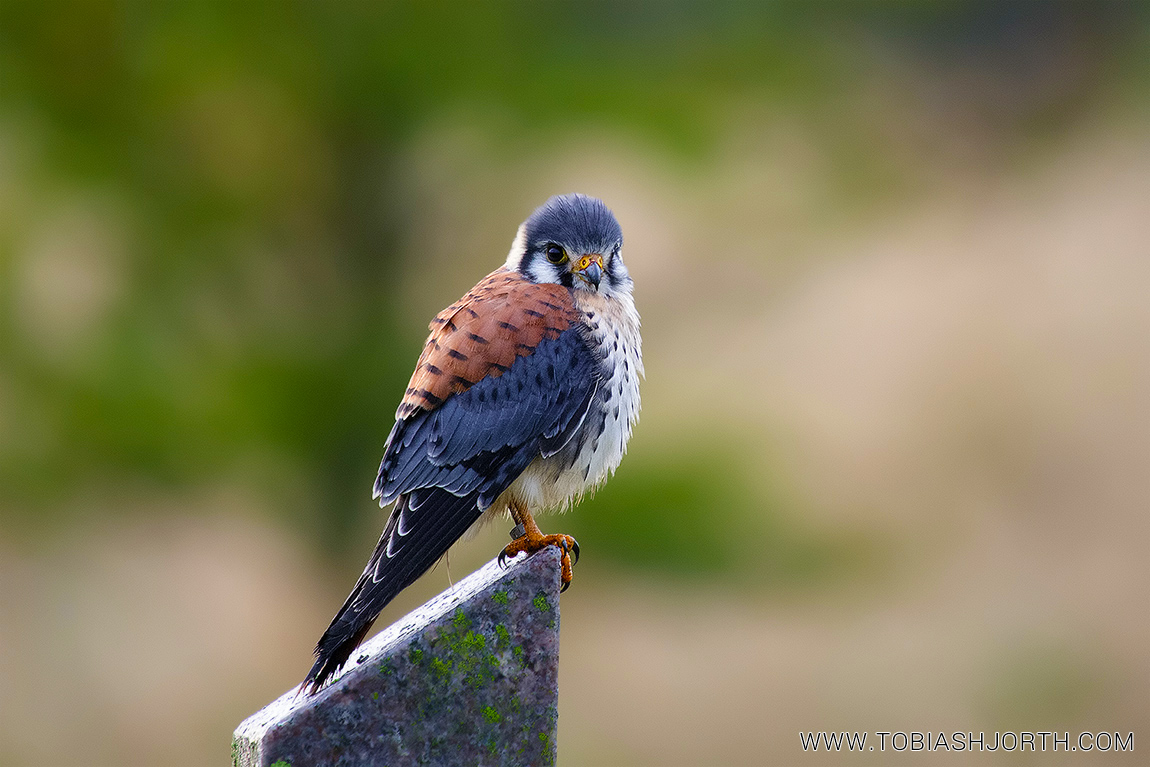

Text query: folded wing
(303, 270), (598, 692)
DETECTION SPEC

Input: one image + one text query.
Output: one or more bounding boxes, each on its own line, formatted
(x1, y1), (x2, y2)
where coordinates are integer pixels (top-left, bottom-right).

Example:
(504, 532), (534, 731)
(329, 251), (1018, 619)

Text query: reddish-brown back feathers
(397, 268), (581, 418)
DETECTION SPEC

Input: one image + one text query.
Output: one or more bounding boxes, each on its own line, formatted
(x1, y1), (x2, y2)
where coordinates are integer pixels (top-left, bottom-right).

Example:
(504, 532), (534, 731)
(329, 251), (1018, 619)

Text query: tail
(301, 488), (484, 694)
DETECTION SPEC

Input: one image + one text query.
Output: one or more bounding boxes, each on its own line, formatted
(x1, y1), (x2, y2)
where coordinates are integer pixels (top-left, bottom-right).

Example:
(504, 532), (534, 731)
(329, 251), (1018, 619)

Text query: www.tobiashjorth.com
(800, 731), (1134, 754)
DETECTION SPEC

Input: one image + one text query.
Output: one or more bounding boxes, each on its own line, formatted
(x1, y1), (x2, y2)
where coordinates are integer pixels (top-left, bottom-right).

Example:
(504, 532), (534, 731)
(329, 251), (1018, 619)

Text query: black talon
(498, 550), (509, 569)
(560, 579), (570, 594)
(570, 538), (580, 565)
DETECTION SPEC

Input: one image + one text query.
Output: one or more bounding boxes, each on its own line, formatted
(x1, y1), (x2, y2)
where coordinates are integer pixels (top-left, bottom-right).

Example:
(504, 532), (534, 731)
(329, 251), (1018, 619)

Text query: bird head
(507, 193), (630, 296)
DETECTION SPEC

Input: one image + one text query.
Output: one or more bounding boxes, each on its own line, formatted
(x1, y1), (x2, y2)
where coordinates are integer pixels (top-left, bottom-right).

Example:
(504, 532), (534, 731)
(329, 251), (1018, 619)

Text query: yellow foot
(499, 525), (580, 592)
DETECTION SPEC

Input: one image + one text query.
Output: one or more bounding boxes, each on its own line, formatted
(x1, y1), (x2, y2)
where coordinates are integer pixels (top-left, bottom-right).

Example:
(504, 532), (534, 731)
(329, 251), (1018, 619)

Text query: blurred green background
(1, 3), (1147, 765)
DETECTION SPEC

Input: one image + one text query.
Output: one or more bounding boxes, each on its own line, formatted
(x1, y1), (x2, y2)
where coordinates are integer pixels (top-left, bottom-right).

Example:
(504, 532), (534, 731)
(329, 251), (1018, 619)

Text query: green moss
(481, 705), (502, 723)
(538, 730), (556, 765)
(408, 647), (424, 664)
(461, 630), (486, 652)
(455, 630), (496, 689)
(492, 590), (509, 605)
(270, 761), (292, 767)
(422, 616), (504, 690)
(533, 592), (551, 612)
(430, 656), (454, 679)
(494, 623), (511, 649)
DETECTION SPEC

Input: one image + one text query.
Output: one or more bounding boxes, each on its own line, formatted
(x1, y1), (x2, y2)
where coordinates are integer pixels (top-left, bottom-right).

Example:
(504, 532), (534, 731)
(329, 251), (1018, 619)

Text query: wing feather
(304, 271), (600, 693)
(396, 267), (582, 419)
(374, 327), (597, 504)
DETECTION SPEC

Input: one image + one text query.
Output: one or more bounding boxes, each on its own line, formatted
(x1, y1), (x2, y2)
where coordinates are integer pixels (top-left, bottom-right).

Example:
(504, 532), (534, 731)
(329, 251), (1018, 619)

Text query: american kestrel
(303, 194), (642, 693)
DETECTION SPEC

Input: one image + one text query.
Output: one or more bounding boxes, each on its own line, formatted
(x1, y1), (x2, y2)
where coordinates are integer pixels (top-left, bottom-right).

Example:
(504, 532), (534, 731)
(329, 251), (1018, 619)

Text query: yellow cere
(576, 254), (603, 271)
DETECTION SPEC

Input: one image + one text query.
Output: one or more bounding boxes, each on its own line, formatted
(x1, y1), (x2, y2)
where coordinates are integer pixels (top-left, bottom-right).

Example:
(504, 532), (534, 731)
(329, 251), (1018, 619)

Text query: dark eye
(545, 244), (567, 264)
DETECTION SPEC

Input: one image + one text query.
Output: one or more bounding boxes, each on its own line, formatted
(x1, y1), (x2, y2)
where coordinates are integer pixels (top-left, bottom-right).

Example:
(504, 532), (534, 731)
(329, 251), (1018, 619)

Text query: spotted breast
(495, 285), (643, 514)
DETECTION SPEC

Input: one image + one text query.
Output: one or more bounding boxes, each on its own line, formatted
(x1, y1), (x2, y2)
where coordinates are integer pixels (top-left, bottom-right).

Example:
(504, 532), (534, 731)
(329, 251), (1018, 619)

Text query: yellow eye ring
(545, 244), (567, 264)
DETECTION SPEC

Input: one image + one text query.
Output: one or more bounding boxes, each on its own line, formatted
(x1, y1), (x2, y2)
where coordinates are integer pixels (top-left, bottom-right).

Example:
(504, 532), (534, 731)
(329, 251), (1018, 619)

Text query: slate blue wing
(303, 327), (598, 692)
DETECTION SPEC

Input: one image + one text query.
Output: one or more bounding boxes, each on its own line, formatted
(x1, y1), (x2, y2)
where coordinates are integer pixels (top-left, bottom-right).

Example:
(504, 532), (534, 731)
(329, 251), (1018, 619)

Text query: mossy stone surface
(233, 548), (561, 766)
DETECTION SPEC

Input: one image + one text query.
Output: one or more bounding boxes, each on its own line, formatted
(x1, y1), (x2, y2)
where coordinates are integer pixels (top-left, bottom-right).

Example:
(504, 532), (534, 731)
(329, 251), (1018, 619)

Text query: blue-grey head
(507, 193), (631, 296)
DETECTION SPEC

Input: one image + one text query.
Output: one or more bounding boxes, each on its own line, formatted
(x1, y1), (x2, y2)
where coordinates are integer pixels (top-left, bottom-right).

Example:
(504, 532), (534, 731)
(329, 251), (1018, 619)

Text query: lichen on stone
(233, 549), (561, 766)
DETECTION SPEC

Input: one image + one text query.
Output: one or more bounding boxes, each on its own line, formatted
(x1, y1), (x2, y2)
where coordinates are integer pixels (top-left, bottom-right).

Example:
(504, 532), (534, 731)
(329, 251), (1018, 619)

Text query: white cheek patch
(503, 226), (564, 284)
(521, 260), (546, 284)
(602, 257), (631, 296)
(503, 224), (528, 269)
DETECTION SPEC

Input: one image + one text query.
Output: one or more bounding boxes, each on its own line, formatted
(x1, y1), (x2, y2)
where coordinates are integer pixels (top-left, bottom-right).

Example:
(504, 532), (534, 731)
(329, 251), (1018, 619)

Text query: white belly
(498, 289), (642, 514)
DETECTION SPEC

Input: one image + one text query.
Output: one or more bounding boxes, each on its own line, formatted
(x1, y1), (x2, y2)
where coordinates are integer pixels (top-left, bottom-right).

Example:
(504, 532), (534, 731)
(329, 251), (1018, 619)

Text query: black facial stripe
(518, 255), (543, 283)
(604, 248), (628, 290)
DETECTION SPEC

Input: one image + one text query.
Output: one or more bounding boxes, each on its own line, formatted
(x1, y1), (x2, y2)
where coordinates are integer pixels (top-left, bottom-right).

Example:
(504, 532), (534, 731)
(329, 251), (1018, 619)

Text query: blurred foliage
(566, 434), (880, 587)
(982, 639), (1112, 729)
(0, 1), (1145, 572)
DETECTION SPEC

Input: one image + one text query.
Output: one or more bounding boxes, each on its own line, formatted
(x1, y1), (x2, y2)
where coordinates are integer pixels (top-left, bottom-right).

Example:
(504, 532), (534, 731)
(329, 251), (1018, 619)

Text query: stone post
(233, 547), (562, 766)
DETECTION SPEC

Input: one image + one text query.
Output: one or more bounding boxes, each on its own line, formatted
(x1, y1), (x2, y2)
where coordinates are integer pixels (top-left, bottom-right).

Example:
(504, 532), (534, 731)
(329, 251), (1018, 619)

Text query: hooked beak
(574, 254), (603, 288)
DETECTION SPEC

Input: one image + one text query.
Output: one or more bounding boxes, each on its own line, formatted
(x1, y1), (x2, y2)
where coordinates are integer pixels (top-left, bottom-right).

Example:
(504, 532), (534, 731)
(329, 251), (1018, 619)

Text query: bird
(302, 193), (642, 694)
